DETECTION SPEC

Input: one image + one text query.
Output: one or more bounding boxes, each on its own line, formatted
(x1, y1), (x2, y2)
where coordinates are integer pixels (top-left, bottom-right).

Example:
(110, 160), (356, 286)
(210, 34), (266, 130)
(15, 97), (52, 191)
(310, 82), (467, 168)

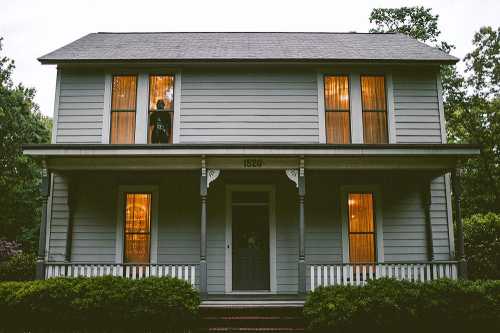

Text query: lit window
(324, 75), (350, 143)
(110, 75), (137, 144)
(348, 193), (376, 263)
(361, 76), (388, 144)
(148, 75), (174, 143)
(124, 193), (151, 263)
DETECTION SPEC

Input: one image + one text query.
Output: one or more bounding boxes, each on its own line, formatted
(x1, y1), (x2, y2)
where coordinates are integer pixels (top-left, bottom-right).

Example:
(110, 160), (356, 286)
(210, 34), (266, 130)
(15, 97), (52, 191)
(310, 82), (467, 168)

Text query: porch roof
(23, 143), (480, 172)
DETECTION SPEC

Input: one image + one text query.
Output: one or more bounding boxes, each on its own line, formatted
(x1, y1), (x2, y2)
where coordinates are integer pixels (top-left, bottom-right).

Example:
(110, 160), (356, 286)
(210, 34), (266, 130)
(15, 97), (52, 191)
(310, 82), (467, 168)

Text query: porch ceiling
(23, 143), (480, 172)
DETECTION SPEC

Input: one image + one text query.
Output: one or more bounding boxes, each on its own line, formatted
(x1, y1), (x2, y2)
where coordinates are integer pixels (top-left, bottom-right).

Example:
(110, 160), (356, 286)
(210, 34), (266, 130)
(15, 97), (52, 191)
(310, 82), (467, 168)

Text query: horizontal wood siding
(180, 71), (319, 143)
(393, 71), (442, 144)
(430, 176), (452, 260)
(56, 71), (105, 143)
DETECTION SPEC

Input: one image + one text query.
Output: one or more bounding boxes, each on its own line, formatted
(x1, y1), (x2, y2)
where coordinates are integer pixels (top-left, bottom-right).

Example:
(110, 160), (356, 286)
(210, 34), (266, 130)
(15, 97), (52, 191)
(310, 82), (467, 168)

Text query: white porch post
(36, 161), (50, 280)
(200, 158), (208, 295)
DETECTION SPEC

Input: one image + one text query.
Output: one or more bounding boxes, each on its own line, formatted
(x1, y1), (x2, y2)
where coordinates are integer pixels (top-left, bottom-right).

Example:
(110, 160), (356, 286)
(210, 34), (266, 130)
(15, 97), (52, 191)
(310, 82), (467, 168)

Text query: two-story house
(24, 32), (479, 298)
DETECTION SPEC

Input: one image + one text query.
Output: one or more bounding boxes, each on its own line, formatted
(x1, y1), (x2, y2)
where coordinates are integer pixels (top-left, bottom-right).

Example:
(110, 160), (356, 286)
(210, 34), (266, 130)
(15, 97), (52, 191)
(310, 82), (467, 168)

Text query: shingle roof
(38, 32), (458, 64)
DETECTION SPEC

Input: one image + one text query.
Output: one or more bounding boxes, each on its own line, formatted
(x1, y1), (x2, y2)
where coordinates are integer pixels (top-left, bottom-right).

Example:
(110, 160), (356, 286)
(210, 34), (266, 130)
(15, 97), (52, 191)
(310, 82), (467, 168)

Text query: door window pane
(348, 193), (376, 263)
(124, 193), (151, 263)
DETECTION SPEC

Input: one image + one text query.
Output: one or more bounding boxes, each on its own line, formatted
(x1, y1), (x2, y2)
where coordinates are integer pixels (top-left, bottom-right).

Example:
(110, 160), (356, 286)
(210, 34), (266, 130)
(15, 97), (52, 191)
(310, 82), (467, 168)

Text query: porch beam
(200, 158), (208, 295)
(298, 158), (306, 295)
(36, 161), (50, 280)
(452, 169), (467, 278)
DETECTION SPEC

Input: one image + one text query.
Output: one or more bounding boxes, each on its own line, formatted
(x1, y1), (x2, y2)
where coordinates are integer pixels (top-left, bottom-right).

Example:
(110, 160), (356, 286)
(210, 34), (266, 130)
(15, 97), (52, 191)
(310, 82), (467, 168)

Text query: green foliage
(0, 37), (51, 251)
(369, 8), (499, 217)
(463, 213), (500, 279)
(304, 278), (500, 333)
(0, 252), (36, 281)
(0, 276), (200, 332)
(369, 6), (440, 43)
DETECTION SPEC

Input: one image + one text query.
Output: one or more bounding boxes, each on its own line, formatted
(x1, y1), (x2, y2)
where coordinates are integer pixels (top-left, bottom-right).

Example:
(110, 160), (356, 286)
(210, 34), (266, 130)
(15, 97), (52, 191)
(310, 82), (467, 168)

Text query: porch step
(199, 303), (305, 332)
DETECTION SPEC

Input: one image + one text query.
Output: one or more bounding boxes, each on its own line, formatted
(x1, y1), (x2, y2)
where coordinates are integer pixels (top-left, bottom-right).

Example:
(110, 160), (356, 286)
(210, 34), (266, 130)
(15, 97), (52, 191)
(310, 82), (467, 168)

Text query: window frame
(323, 74), (352, 144)
(360, 74), (389, 144)
(340, 185), (384, 264)
(115, 185), (159, 264)
(147, 73), (176, 144)
(109, 74), (139, 144)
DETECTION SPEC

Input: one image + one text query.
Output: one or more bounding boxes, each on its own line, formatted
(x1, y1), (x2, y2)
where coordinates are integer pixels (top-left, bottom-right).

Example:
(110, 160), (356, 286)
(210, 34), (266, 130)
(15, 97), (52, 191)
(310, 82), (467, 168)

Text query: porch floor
(202, 294), (305, 308)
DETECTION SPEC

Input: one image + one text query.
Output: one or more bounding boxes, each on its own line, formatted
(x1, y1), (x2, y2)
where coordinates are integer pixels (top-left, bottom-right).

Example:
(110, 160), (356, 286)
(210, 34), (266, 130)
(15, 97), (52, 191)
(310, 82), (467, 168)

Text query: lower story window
(348, 192), (376, 263)
(124, 193), (151, 263)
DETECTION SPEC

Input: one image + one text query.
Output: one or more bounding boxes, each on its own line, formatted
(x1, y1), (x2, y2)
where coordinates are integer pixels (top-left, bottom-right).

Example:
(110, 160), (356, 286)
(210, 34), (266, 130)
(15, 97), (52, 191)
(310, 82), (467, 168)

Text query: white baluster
(317, 266), (322, 287)
(190, 266), (195, 286)
(310, 266), (315, 291)
(451, 264), (458, 280)
(330, 266), (335, 286)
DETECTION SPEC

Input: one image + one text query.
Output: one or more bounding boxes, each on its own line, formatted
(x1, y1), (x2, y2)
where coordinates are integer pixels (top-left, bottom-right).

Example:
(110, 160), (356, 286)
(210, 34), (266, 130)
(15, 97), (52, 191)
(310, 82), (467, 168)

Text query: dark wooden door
(232, 204), (270, 291)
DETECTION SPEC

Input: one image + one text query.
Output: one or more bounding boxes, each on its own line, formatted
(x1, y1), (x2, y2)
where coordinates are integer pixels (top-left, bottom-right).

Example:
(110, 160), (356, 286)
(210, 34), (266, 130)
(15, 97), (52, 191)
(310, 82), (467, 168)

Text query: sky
(2, 0), (499, 117)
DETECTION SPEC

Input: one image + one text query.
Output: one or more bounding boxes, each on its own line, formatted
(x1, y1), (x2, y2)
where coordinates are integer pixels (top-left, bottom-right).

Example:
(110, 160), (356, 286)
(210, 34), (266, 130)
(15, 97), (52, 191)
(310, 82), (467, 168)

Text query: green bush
(304, 278), (500, 333)
(463, 212), (500, 279)
(0, 276), (200, 332)
(0, 252), (36, 281)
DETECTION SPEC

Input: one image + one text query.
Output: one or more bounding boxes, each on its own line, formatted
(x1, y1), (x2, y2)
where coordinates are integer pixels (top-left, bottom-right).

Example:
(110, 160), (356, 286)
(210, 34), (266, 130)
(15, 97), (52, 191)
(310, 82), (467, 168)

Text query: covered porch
(24, 144), (479, 296)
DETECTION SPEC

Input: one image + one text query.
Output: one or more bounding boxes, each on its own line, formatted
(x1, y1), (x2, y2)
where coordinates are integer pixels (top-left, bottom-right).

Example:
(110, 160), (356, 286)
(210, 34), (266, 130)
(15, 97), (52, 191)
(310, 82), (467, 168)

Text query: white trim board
(51, 69), (61, 144)
(225, 185), (277, 294)
(115, 185), (159, 264)
(340, 185), (384, 263)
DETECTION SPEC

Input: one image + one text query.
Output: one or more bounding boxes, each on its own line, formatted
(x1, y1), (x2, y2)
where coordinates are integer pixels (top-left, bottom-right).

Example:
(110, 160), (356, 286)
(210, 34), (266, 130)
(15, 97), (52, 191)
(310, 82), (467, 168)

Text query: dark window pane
(363, 111), (388, 144)
(110, 111), (136, 144)
(148, 75), (174, 143)
(326, 111), (350, 144)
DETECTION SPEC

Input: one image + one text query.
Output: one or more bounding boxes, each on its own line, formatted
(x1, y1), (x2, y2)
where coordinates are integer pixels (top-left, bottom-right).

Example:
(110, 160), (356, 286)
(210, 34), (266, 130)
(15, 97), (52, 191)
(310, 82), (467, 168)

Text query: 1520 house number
(243, 159), (264, 168)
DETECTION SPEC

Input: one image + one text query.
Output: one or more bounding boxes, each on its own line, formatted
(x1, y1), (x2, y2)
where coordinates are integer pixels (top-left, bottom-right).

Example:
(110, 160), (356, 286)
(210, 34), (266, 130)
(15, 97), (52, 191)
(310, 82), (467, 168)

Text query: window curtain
(348, 193), (376, 263)
(361, 76), (388, 144)
(110, 76), (137, 144)
(324, 76), (350, 144)
(124, 193), (151, 263)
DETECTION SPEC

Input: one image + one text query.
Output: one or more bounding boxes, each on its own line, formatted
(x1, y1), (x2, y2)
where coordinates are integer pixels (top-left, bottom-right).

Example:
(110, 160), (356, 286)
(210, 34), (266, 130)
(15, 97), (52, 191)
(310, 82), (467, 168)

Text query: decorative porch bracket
(452, 169), (467, 279)
(287, 158), (306, 294)
(36, 161), (51, 280)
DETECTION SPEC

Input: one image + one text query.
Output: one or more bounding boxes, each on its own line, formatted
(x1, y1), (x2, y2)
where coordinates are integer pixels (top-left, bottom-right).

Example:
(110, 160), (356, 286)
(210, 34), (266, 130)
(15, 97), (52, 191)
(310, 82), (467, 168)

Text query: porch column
(36, 162), (51, 280)
(200, 161), (208, 296)
(452, 169), (467, 278)
(421, 178), (434, 261)
(298, 159), (306, 295)
(65, 176), (77, 262)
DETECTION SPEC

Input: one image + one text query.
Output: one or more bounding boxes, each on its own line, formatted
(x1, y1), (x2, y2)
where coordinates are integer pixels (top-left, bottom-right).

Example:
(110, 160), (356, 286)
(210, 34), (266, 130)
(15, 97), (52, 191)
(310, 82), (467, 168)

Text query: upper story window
(361, 76), (388, 144)
(324, 75), (351, 144)
(110, 75), (137, 144)
(124, 193), (151, 263)
(348, 192), (376, 263)
(148, 75), (174, 144)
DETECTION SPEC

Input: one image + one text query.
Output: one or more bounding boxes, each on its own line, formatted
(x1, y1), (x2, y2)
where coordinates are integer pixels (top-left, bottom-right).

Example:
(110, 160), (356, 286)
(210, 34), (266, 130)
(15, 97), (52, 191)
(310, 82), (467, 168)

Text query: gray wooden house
(25, 32), (479, 298)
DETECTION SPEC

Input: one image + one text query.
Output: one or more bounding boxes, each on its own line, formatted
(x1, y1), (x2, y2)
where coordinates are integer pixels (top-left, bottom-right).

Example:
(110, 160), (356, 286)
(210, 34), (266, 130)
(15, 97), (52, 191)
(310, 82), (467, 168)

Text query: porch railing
(309, 261), (458, 291)
(45, 263), (198, 286)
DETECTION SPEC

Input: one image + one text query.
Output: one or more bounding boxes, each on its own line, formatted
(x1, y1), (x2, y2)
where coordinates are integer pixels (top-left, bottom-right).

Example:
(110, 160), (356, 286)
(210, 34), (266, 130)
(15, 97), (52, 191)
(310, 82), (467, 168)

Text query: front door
(232, 192), (270, 291)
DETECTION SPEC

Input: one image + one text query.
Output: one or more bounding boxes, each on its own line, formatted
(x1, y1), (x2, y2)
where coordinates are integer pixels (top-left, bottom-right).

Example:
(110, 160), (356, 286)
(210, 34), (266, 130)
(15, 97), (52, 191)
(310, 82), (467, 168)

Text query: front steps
(199, 300), (306, 332)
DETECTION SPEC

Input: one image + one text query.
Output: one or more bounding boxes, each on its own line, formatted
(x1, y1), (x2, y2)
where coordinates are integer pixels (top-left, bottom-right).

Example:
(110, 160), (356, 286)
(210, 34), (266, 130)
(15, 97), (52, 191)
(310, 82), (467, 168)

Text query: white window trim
(115, 185), (159, 264)
(173, 71), (182, 143)
(102, 73), (112, 144)
(349, 73), (364, 143)
(385, 73), (397, 143)
(135, 73), (149, 144)
(340, 185), (384, 263)
(224, 184), (277, 294)
(51, 69), (61, 143)
(317, 72), (326, 143)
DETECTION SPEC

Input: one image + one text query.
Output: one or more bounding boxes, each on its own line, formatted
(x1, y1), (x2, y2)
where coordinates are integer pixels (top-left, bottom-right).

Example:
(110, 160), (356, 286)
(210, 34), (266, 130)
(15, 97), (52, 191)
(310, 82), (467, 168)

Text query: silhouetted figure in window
(149, 99), (170, 143)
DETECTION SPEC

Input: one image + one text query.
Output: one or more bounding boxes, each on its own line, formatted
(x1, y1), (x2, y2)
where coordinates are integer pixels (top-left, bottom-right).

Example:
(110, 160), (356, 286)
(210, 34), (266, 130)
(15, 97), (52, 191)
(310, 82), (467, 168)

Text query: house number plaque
(243, 159), (264, 168)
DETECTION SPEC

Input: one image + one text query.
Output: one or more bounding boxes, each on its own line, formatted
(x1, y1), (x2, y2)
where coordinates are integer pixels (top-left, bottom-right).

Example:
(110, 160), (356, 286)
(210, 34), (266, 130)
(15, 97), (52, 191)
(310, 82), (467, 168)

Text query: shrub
(0, 276), (200, 332)
(0, 252), (36, 281)
(0, 239), (21, 260)
(304, 278), (500, 333)
(463, 212), (500, 279)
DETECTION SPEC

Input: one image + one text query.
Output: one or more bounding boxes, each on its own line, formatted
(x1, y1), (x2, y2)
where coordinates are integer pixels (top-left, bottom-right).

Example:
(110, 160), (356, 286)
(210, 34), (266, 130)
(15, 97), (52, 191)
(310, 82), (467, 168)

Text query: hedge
(304, 278), (500, 333)
(0, 276), (200, 332)
(0, 252), (36, 281)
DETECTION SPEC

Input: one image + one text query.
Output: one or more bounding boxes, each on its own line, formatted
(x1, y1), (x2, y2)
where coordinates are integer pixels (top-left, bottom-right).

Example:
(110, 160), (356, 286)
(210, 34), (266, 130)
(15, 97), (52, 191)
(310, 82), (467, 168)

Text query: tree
(369, 7), (499, 216)
(0, 37), (51, 251)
